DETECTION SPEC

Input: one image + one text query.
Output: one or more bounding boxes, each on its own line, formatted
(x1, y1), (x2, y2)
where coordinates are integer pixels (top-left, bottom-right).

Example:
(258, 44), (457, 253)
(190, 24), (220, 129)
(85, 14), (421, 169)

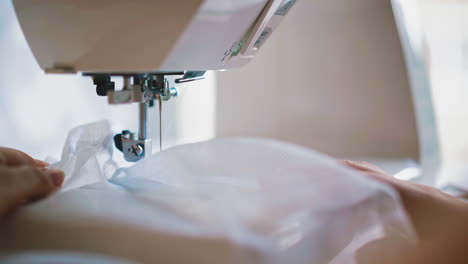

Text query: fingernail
(45, 169), (65, 187)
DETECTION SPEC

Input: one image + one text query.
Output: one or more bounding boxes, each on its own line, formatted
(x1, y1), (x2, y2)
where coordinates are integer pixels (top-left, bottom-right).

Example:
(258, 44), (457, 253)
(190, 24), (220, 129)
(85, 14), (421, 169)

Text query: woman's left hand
(0, 147), (64, 219)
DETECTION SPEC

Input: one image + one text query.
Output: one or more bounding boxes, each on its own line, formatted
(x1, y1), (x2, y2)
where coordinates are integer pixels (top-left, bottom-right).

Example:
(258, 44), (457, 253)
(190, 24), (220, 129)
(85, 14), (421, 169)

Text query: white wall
(216, 0), (419, 160)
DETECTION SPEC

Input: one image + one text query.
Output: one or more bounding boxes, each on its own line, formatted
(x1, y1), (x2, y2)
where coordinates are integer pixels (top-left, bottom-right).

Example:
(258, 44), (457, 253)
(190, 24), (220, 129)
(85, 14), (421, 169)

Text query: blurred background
(216, 0), (419, 161)
(393, 0), (468, 190)
(2, 0), (468, 188)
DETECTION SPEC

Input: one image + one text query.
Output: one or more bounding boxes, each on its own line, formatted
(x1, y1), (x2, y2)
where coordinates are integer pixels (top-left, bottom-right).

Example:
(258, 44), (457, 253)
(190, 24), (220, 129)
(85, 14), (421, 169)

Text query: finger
(33, 159), (50, 168)
(10, 167), (56, 198)
(364, 171), (403, 189)
(0, 148), (36, 167)
(341, 160), (388, 174)
(340, 160), (403, 188)
(47, 169), (65, 187)
(0, 167), (63, 216)
(341, 160), (384, 172)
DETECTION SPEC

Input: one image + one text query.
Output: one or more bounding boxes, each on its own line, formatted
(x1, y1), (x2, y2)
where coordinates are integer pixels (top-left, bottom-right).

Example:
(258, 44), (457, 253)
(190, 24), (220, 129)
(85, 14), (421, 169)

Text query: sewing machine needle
(158, 96), (162, 151)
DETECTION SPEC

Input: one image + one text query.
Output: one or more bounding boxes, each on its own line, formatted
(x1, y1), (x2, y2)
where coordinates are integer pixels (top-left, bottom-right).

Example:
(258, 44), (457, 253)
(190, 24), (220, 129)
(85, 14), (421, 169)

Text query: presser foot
(114, 130), (152, 162)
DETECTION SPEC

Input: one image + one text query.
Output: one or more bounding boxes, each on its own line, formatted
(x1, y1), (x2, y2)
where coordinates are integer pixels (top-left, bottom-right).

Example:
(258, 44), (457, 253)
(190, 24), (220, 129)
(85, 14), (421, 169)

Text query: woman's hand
(343, 161), (468, 264)
(0, 147), (64, 219)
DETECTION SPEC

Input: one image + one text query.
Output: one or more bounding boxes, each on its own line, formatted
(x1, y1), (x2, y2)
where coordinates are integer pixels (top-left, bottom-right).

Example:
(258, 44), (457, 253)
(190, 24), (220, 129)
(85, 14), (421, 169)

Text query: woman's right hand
(343, 161), (468, 264)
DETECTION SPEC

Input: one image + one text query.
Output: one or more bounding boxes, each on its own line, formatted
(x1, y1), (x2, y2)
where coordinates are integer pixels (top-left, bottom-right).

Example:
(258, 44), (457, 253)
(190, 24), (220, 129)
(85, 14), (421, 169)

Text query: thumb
(0, 166), (64, 218)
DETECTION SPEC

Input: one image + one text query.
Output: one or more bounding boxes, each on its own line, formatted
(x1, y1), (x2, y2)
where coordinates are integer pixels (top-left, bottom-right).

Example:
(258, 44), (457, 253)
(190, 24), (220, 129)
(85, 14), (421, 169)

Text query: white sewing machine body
(13, 0), (298, 163)
(13, 0), (296, 74)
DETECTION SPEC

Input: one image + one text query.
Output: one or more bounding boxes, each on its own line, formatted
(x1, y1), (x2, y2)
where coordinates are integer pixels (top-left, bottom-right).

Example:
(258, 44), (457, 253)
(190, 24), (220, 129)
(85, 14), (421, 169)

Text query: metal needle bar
(158, 96), (162, 151)
(138, 102), (148, 140)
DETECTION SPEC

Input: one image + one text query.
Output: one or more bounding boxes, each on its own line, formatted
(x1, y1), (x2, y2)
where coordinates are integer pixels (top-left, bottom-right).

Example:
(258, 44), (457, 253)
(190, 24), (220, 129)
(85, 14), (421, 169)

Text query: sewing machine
(13, 0), (297, 162)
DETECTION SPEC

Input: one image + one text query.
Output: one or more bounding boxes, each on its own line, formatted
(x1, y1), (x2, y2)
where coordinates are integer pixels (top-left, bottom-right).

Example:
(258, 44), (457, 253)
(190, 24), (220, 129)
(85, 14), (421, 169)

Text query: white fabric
(0, 121), (415, 264)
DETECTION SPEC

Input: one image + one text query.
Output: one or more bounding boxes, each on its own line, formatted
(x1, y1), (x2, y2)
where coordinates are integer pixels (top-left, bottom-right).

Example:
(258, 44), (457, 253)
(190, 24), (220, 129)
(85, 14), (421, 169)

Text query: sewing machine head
(12, 0), (297, 161)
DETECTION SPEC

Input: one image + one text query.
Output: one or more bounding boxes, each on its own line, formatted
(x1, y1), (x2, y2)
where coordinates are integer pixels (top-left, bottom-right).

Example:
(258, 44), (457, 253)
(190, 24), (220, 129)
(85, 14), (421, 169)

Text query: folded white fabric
(48, 120), (117, 192)
(115, 137), (416, 264)
(2, 121), (415, 264)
